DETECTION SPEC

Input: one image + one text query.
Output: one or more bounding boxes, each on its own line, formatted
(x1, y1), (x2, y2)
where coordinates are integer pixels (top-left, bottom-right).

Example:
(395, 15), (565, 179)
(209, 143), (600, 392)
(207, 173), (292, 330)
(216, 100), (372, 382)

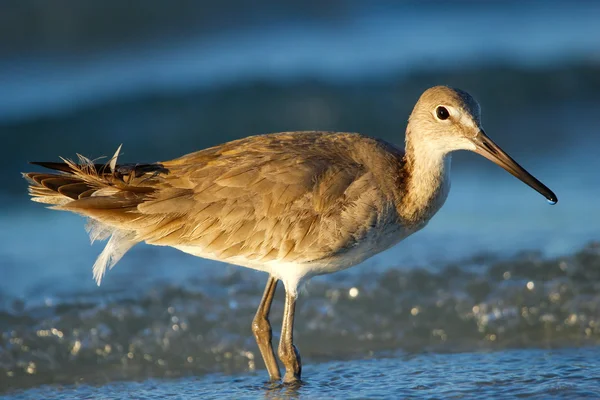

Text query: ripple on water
(1, 243), (600, 394)
(6, 347), (600, 399)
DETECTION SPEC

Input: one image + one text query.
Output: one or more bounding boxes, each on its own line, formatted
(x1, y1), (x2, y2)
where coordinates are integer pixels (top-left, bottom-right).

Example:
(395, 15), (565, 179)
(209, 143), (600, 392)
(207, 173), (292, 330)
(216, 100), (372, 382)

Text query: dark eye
(436, 106), (450, 120)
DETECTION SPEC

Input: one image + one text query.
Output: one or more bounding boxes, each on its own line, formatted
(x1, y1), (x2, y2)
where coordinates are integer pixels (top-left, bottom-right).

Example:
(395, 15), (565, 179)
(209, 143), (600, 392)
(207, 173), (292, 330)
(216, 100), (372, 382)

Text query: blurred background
(1, 0), (600, 395)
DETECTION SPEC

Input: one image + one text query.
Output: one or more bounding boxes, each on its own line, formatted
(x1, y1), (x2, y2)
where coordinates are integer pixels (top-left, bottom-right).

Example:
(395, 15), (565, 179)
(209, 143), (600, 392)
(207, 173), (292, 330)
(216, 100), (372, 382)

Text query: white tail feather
(85, 219), (113, 244)
(92, 229), (137, 285)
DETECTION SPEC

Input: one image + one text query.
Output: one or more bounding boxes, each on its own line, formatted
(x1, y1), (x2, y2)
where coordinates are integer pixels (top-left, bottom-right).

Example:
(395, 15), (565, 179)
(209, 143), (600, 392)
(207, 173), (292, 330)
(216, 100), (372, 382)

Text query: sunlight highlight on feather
(110, 144), (123, 174)
(85, 220), (113, 244)
(92, 229), (137, 285)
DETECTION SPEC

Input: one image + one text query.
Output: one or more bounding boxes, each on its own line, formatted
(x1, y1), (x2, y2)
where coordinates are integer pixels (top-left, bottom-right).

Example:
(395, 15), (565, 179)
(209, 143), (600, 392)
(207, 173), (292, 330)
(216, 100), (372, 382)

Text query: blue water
(6, 348), (600, 399)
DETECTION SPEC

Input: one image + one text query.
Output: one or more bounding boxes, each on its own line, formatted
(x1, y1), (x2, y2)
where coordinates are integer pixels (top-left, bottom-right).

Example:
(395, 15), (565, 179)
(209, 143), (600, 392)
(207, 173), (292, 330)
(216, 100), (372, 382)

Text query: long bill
(472, 130), (558, 204)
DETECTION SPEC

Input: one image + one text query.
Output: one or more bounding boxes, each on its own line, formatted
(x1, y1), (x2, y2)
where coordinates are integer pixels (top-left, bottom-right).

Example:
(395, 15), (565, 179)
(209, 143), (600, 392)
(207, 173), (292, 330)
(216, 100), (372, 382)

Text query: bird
(23, 86), (557, 384)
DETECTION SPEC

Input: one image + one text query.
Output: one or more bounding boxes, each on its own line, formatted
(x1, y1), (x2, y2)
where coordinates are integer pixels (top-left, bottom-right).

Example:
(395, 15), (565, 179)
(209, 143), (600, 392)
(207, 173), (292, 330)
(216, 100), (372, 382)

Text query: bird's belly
(172, 221), (422, 294)
(311, 222), (417, 276)
(172, 244), (317, 294)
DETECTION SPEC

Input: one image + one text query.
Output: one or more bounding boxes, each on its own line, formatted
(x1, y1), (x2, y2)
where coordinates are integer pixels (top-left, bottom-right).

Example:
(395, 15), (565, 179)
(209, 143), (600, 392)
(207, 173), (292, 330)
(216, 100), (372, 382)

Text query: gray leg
(252, 275), (281, 381)
(278, 290), (302, 384)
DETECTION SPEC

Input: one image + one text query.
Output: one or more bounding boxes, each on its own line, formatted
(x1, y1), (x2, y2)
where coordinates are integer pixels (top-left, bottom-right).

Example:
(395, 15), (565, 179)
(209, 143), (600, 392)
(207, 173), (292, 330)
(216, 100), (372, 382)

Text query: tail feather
(23, 146), (170, 285)
(30, 161), (112, 175)
(92, 229), (137, 285)
(58, 182), (92, 199)
(24, 150), (168, 208)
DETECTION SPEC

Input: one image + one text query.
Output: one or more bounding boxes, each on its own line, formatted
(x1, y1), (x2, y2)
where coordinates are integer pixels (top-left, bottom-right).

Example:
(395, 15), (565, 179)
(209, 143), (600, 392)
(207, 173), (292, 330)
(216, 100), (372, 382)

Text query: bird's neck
(396, 133), (452, 225)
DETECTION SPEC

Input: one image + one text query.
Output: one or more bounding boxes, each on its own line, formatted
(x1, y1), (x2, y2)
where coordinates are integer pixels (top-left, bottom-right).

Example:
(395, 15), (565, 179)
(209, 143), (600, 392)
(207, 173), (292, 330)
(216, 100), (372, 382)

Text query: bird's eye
(436, 106), (450, 120)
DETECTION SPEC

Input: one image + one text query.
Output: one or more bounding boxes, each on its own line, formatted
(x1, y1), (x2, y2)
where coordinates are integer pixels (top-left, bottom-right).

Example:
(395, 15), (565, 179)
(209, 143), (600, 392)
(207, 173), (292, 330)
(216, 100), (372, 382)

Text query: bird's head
(407, 86), (557, 204)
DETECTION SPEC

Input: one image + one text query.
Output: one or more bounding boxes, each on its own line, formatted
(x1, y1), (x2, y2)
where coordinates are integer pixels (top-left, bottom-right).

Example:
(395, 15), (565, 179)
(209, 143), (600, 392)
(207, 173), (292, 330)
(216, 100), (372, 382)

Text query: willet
(23, 86), (557, 384)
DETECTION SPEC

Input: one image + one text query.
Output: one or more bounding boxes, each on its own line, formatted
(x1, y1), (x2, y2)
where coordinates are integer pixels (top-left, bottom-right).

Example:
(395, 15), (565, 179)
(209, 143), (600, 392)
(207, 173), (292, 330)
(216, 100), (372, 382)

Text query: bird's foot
(282, 344), (302, 385)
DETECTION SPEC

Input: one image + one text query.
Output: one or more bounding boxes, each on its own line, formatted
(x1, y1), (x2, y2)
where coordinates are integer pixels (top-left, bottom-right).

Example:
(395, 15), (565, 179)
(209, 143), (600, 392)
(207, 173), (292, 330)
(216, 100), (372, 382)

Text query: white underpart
(173, 245), (308, 295)
(174, 206), (404, 297)
(175, 235), (401, 297)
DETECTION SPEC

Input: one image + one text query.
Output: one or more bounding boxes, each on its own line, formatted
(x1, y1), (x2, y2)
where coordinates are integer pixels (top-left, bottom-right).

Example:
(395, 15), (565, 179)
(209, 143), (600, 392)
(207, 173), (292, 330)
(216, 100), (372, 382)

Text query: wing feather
(134, 132), (390, 264)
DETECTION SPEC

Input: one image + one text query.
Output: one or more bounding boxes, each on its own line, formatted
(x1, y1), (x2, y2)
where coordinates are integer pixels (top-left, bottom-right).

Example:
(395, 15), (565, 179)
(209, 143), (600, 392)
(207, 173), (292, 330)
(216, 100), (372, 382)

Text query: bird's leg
(252, 275), (281, 381)
(278, 290), (302, 384)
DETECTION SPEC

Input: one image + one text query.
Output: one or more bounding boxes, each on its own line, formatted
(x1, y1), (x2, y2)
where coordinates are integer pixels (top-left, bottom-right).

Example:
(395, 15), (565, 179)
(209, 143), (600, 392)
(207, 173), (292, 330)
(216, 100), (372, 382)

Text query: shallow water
(6, 347), (600, 399)
(2, 242), (600, 394)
